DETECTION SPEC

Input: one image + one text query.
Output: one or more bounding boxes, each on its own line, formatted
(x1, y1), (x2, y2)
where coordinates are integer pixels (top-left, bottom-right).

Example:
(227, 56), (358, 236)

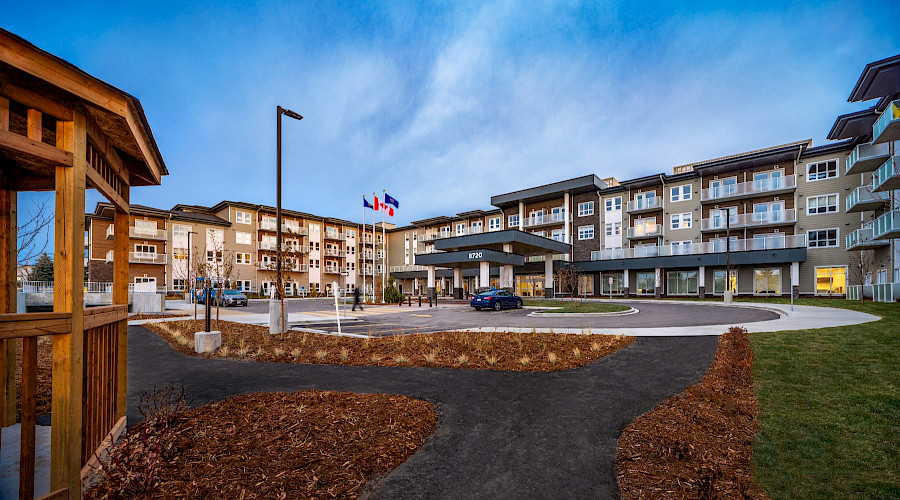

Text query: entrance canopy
(433, 229), (569, 255)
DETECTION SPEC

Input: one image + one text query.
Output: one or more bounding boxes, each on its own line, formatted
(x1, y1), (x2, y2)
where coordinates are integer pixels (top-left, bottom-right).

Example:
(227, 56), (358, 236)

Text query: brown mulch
(12, 337), (53, 421)
(86, 390), (437, 500)
(129, 313), (190, 321)
(616, 327), (768, 499)
(144, 319), (633, 372)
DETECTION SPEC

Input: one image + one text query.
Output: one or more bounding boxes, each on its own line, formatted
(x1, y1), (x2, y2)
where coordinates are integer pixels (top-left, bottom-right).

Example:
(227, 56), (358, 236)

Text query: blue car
(470, 290), (523, 311)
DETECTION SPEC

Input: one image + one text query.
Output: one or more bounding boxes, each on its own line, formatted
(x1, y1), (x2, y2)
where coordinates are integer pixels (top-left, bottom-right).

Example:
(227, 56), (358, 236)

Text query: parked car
(213, 289), (249, 307)
(470, 290), (523, 311)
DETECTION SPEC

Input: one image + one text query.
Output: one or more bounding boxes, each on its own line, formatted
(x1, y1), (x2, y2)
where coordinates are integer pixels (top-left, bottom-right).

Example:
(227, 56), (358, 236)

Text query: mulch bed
(616, 327), (768, 499)
(12, 336), (52, 421)
(143, 319), (633, 372)
(130, 313), (190, 321)
(86, 390), (437, 499)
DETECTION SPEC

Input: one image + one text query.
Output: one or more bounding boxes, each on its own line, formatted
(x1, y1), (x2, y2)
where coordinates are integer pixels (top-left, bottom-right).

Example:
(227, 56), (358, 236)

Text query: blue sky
(6, 0), (900, 245)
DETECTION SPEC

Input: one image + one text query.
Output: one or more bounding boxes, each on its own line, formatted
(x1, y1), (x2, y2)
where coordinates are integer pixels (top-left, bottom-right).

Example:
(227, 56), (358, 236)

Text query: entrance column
(502, 243), (514, 291)
(698, 266), (706, 298)
(518, 201), (525, 230)
(544, 253), (554, 298)
(623, 269), (630, 298)
(655, 267), (662, 298)
(480, 261), (490, 292)
(791, 261), (800, 298)
(453, 267), (463, 299)
(427, 265), (436, 299)
(414, 277), (419, 295)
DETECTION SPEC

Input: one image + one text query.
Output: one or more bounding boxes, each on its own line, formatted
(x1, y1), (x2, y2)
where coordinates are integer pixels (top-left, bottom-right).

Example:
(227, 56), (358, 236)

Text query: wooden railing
(0, 304), (127, 500)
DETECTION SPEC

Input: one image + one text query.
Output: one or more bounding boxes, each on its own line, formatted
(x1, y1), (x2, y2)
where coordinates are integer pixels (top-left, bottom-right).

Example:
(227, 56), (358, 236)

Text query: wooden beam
(20, 336), (38, 500)
(86, 166), (128, 215)
(0, 32), (128, 117)
(0, 177), (16, 426)
(0, 82), (74, 121)
(0, 96), (8, 131)
(27, 108), (42, 141)
(0, 129), (73, 167)
(124, 103), (162, 184)
(113, 209), (128, 420)
(50, 110), (86, 497)
(84, 114), (129, 186)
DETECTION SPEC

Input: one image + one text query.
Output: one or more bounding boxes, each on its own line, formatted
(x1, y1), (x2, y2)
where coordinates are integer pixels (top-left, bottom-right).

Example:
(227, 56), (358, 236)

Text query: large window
(605, 197), (622, 212)
(172, 279), (185, 291)
(754, 268), (781, 295)
(578, 275), (594, 296)
(236, 280), (252, 291)
(670, 185), (692, 202)
(551, 229), (566, 243)
(235, 252), (251, 265)
(508, 214), (520, 227)
(670, 213), (692, 230)
(578, 225), (594, 240)
(808, 229), (839, 248)
(605, 222), (622, 236)
(667, 271), (698, 295)
(489, 217), (502, 231)
(807, 194), (839, 215)
(807, 159), (838, 181)
(816, 267), (846, 295)
(601, 272), (625, 295)
(235, 211), (252, 224)
(636, 272), (655, 294)
(713, 269), (737, 294)
(235, 231), (251, 245)
(578, 201), (594, 217)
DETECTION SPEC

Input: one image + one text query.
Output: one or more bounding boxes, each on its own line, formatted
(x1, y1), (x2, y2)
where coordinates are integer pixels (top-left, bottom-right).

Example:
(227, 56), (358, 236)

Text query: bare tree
(555, 265), (580, 301)
(206, 234), (236, 328)
(849, 249), (877, 304)
(17, 197), (54, 268)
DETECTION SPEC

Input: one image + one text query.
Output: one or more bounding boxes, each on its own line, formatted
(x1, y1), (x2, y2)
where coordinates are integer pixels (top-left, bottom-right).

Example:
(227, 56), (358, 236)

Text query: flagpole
(373, 191), (377, 304)
(362, 197), (366, 303)
(382, 188), (387, 304)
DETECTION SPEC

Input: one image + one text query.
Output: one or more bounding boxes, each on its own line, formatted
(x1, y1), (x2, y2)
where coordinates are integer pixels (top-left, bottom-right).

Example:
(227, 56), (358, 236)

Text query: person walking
(352, 286), (363, 311)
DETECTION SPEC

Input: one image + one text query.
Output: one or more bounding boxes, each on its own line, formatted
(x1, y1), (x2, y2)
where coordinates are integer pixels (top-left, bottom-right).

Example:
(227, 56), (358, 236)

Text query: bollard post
(408, 296), (411, 307)
(428, 296), (432, 307)
(418, 295), (422, 307)
(205, 287), (211, 333)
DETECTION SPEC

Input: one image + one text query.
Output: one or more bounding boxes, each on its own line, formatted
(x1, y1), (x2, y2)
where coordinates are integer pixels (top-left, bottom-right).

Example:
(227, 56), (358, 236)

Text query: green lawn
(522, 300), (631, 313)
(749, 299), (899, 499)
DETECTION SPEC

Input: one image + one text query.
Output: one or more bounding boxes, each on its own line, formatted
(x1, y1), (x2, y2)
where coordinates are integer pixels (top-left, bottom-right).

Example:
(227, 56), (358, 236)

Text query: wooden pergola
(0, 29), (167, 498)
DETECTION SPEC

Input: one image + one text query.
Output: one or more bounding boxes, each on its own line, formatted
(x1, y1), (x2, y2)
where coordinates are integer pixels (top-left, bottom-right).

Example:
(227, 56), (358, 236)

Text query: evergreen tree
(28, 252), (53, 282)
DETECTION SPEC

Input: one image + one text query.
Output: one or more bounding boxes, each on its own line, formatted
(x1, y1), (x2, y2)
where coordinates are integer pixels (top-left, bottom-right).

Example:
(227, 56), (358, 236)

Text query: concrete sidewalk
(458, 300), (880, 336)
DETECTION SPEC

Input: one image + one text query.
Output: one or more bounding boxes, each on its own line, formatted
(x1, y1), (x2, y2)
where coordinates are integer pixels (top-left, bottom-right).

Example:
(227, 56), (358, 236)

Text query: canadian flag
(373, 197), (394, 216)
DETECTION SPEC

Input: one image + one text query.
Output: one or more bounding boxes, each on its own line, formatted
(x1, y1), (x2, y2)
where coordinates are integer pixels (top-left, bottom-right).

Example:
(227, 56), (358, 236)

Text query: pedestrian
(352, 286), (363, 311)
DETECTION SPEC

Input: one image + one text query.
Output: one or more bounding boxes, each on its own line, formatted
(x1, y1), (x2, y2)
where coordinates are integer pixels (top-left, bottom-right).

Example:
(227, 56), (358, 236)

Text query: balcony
(129, 226), (167, 240)
(257, 262), (308, 272)
(846, 142), (891, 175)
(701, 209), (796, 231)
(700, 175), (796, 202)
(259, 241), (305, 252)
(845, 186), (889, 213)
(590, 235), (807, 261)
(873, 210), (900, 240)
(626, 224), (661, 239)
(259, 220), (307, 235)
(626, 197), (662, 213)
(450, 227), (485, 237)
(324, 231), (347, 241)
(390, 265), (428, 272)
(522, 212), (569, 228)
(323, 266), (348, 274)
(845, 228), (890, 250)
(872, 99), (900, 144)
(324, 248), (346, 257)
(105, 225), (114, 240)
(129, 252), (166, 264)
(872, 156), (900, 192)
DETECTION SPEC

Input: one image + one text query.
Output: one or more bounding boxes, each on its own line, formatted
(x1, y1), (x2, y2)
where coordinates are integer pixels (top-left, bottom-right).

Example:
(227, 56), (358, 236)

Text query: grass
(523, 299), (630, 313)
(749, 298), (899, 499)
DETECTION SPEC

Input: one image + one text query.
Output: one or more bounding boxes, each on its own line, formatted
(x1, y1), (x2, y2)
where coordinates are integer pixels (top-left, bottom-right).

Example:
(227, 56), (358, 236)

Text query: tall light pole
(273, 105), (303, 334)
(188, 230), (198, 320)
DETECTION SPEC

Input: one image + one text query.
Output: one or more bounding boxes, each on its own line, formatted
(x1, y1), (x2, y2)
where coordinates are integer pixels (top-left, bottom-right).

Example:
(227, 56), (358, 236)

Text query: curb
(527, 307), (638, 317)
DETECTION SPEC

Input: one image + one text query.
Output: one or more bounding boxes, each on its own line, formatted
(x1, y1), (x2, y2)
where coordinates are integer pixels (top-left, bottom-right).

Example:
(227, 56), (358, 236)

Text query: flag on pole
(364, 197), (374, 209)
(373, 196), (381, 210)
(384, 193), (399, 209)
(385, 206), (394, 217)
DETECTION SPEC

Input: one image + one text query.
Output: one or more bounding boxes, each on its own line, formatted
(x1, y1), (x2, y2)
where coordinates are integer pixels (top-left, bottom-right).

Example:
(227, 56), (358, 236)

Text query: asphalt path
(128, 325), (718, 499)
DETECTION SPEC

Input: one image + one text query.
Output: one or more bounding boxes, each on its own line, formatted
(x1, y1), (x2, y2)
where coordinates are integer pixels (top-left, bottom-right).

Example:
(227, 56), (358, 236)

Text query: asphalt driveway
(128, 325), (718, 499)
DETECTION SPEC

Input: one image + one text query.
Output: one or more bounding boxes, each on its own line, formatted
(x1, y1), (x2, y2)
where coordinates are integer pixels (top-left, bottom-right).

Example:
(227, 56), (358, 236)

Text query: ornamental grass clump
(339, 348), (350, 361)
(456, 354), (469, 365)
(315, 349), (328, 360)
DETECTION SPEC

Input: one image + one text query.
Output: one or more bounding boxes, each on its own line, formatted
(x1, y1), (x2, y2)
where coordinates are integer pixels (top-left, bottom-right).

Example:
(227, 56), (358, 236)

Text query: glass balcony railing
(522, 212), (569, 228)
(129, 252), (166, 264)
(626, 224), (661, 239)
(845, 228), (889, 250)
(846, 142), (891, 174)
(590, 235), (807, 261)
(129, 226), (167, 240)
(873, 210), (900, 240)
(872, 99), (900, 144)
(872, 156), (899, 192)
(845, 186), (889, 213)
(626, 197), (662, 212)
(701, 209), (796, 231)
(700, 175), (796, 201)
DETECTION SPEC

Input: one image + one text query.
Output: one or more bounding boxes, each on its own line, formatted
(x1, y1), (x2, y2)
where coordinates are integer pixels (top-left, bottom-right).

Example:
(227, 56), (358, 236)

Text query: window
(577, 201), (594, 217)
(206, 250), (223, 263)
(471, 221), (483, 233)
(754, 268), (781, 295)
(489, 217), (502, 231)
(235, 252), (251, 265)
(551, 229), (566, 243)
(816, 267), (846, 295)
(235, 231), (251, 245)
(605, 197), (622, 211)
(807, 159), (838, 181)
(670, 213), (692, 230)
(508, 214), (520, 227)
(456, 223), (466, 235)
(236, 280), (252, 292)
(172, 224), (189, 238)
(206, 228), (224, 245)
(347, 229), (355, 238)
(134, 277), (156, 284)
(667, 271), (698, 295)
(578, 275), (594, 296)
(636, 272), (655, 294)
(172, 279), (185, 291)
(578, 225), (594, 240)
(807, 194), (839, 215)
(134, 244), (156, 254)
(235, 211), (252, 224)
(670, 185), (692, 202)
(605, 222), (622, 236)
(713, 269), (737, 294)
(808, 229), (839, 248)
(601, 272), (625, 294)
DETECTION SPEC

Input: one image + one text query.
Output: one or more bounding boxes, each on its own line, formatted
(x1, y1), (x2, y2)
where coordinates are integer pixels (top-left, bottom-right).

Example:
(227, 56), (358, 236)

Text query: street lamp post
(272, 105), (303, 335)
(188, 230), (198, 320)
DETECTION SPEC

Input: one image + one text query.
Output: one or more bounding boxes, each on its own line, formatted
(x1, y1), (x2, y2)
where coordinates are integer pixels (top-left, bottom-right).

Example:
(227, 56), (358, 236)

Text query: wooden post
(0, 174), (16, 426)
(50, 111), (86, 496)
(113, 208), (128, 420)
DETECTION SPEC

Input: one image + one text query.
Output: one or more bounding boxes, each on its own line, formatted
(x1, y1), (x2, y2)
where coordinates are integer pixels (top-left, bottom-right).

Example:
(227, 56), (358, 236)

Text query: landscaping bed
(143, 319), (632, 372)
(129, 313), (189, 321)
(617, 327), (767, 499)
(524, 300), (631, 314)
(14, 336), (52, 421)
(86, 390), (437, 499)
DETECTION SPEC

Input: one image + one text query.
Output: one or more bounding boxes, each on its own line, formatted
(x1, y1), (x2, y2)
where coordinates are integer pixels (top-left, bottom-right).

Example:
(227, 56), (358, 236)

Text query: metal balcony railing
(129, 226), (167, 240)
(323, 266), (348, 274)
(846, 142), (891, 175)
(626, 197), (662, 212)
(324, 231), (347, 241)
(700, 175), (795, 202)
(700, 209), (796, 231)
(590, 235), (807, 261)
(324, 248), (346, 257)
(872, 99), (900, 144)
(129, 252), (166, 264)
(259, 220), (307, 235)
(522, 212), (569, 228)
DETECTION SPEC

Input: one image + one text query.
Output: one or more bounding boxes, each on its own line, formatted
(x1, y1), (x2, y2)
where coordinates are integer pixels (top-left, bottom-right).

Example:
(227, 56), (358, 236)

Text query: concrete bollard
(269, 299), (284, 335)
(194, 331), (221, 354)
(723, 290), (734, 303)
